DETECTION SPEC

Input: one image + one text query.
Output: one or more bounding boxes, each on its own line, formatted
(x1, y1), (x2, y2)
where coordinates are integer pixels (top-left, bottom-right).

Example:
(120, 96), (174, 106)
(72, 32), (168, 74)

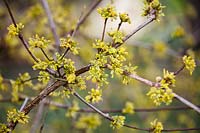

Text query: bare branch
(174, 93), (200, 114)
(19, 98), (29, 111)
(69, 0), (103, 36)
(40, 0), (60, 52)
(30, 100), (45, 133)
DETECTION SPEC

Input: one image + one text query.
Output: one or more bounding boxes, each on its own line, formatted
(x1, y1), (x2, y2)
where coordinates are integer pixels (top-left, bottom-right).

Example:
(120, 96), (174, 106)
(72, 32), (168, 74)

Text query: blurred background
(0, 0), (200, 132)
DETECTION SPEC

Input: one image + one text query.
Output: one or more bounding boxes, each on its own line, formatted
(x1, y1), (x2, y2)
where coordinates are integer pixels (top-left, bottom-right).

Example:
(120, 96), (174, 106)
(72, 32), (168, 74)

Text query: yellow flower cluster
(7, 109), (29, 124)
(10, 73), (32, 102)
(85, 88), (102, 103)
(150, 119), (163, 133)
(119, 13), (131, 24)
(75, 114), (101, 129)
(122, 101), (135, 114)
(147, 69), (175, 106)
(38, 71), (50, 84)
(29, 34), (50, 49)
(161, 69), (176, 87)
(110, 115), (125, 129)
(0, 74), (7, 91)
(183, 55), (196, 75)
(69, 76), (86, 90)
(32, 52), (77, 84)
(65, 101), (79, 118)
(108, 30), (124, 44)
(97, 5), (118, 20)
(60, 36), (79, 55)
(32, 59), (48, 70)
(122, 63), (137, 85)
(7, 23), (24, 36)
(142, 0), (165, 21)
(171, 26), (185, 38)
(0, 123), (11, 133)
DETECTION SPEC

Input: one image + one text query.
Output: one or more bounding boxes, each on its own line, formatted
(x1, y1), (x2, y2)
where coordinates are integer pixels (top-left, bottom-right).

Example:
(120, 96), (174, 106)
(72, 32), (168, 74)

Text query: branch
(128, 73), (160, 87)
(115, 15), (155, 48)
(40, 0), (60, 52)
(68, 0), (103, 36)
(4, 0), (56, 76)
(101, 18), (108, 41)
(2, 96), (200, 113)
(73, 90), (200, 132)
(174, 93), (200, 114)
(73, 90), (150, 131)
(125, 72), (200, 114)
(19, 98), (29, 111)
(75, 64), (92, 76)
(40, 48), (52, 61)
(7, 81), (65, 131)
(30, 99), (45, 133)
(4, 0), (38, 62)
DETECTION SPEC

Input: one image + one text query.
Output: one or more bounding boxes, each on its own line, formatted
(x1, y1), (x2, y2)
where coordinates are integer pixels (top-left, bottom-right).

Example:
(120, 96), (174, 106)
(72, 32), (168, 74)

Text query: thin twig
(117, 21), (122, 31)
(2, 96), (200, 113)
(101, 18), (108, 41)
(73, 90), (150, 131)
(40, 48), (52, 61)
(115, 15), (155, 48)
(62, 0), (102, 58)
(19, 98), (29, 111)
(174, 65), (185, 75)
(60, 48), (69, 60)
(40, 0), (60, 52)
(68, 0), (103, 36)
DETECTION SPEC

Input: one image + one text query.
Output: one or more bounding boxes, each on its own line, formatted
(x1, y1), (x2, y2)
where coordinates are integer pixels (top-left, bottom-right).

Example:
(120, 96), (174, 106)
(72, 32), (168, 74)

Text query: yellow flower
(65, 101), (79, 118)
(153, 41), (167, 56)
(0, 74), (7, 91)
(97, 5), (118, 20)
(110, 115), (125, 129)
(150, 119), (163, 133)
(142, 0), (165, 21)
(75, 114), (101, 129)
(66, 73), (76, 83)
(10, 73), (32, 102)
(183, 55), (196, 75)
(171, 26), (185, 38)
(38, 71), (50, 84)
(108, 30), (124, 44)
(29, 34), (50, 49)
(85, 88), (102, 103)
(161, 69), (175, 87)
(0, 123), (11, 133)
(7, 109), (29, 124)
(7, 23), (24, 36)
(60, 36), (79, 55)
(119, 13), (131, 24)
(122, 101), (135, 114)
(147, 69), (175, 106)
